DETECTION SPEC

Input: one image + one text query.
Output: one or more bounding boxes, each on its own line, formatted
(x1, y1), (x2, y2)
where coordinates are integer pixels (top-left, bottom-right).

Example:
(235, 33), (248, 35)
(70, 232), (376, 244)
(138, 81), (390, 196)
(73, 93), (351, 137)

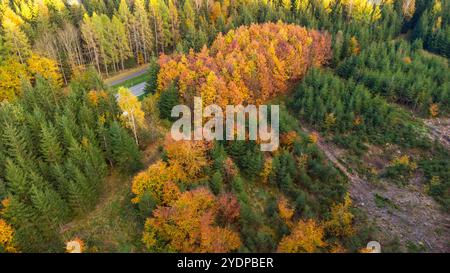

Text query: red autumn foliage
(217, 193), (240, 224)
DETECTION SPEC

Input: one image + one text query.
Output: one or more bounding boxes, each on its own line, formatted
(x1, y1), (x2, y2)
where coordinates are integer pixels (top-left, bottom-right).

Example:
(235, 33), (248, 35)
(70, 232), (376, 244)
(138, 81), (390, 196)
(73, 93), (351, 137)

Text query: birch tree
(117, 87), (146, 145)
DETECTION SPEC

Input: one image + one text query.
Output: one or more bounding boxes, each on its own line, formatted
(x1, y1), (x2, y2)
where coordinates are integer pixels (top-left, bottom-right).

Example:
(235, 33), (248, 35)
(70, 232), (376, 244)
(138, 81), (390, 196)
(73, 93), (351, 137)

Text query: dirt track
(423, 118), (450, 150)
(304, 127), (450, 252)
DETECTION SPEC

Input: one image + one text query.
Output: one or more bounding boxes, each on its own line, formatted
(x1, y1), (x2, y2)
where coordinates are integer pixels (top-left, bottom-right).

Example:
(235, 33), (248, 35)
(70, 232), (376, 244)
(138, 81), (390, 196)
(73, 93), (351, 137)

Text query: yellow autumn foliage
(391, 155), (417, 170)
(278, 196), (295, 226)
(27, 54), (63, 87)
(66, 238), (85, 253)
(260, 158), (273, 184)
(349, 36), (361, 55)
(118, 87), (146, 145)
(0, 59), (29, 102)
(117, 87), (146, 129)
(342, 0), (382, 22)
(277, 219), (327, 253)
(87, 90), (108, 106)
(131, 160), (180, 205)
(429, 103), (439, 118)
(164, 139), (209, 183)
(308, 132), (319, 144)
(0, 218), (17, 253)
(325, 193), (355, 237)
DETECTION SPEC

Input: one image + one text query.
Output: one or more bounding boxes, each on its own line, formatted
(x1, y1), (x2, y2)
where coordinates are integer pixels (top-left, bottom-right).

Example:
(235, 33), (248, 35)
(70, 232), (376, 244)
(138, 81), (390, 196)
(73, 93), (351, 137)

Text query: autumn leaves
(130, 22), (336, 253)
(131, 139), (242, 252)
(156, 22), (332, 108)
(0, 54), (62, 102)
(0, 218), (17, 253)
(276, 194), (354, 253)
(131, 139), (209, 204)
(142, 188), (241, 253)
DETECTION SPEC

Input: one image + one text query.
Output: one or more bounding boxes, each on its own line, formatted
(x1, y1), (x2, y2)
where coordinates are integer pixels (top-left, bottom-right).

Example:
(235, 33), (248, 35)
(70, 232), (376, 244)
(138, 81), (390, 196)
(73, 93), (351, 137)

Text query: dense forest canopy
(0, 0), (435, 99)
(0, 69), (141, 252)
(337, 40), (449, 115)
(157, 22), (331, 107)
(0, 0), (449, 253)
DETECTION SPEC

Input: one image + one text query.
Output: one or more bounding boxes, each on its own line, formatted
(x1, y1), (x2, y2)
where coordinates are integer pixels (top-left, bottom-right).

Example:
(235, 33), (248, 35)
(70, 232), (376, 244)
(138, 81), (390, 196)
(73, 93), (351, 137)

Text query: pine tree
(0, 74), (130, 251)
(211, 142), (226, 171)
(40, 123), (64, 164)
(4, 160), (28, 197)
(2, 196), (41, 251)
(91, 13), (112, 76)
(64, 160), (96, 213)
(210, 171), (223, 195)
(108, 121), (142, 173)
(182, 0), (197, 49)
(144, 57), (160, 94)
(56, 113), (79, 149)
(240, 144), (264, 177)
(158, 84), (179, 120)
(149, 0), (173, 53)
(48, 163), (69, 195)
(168, 0), (181, 48)
(2, 121), (31, 162)
(87, 140), (108, 178)
(117, 0), (133, 53)
(30, 185), (70, 226)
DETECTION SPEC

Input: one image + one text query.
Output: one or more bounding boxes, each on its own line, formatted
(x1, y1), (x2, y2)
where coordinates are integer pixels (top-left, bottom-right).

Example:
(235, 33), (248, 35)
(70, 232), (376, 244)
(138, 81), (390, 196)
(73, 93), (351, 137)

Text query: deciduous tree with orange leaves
(131, 160), (180, 205)
(131, 138), (209, 205)
(142, 187), (241, 253)
(429, 103), (439, 118)
(157, 22), (331, 107)
(278, 196), (295, 226)
(277, 219), (326, 253)
(164, 138), (209, 183)
(0, 219), (17, 253)
(217, 193), (240, 224)
(280, 131), (299, 150)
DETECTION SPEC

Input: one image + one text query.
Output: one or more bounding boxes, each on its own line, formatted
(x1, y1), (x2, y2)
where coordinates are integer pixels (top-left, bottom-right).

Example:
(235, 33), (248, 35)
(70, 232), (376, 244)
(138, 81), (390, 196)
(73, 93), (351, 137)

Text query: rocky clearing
(305, 127), (450, 252)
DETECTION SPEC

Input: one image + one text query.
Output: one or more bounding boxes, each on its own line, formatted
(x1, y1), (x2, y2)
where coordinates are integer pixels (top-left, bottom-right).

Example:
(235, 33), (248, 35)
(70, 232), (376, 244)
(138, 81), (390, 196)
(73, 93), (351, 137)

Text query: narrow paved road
(128, 82), (146, 97)
(107, 67), (148, 86)
(106, 66), (148, 97)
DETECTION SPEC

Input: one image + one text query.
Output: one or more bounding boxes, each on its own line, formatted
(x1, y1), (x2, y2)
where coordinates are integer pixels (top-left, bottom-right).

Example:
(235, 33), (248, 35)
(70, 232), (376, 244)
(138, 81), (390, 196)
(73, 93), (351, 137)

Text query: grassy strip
(111, 73), (150, 90)
(104, 64), (149, 85)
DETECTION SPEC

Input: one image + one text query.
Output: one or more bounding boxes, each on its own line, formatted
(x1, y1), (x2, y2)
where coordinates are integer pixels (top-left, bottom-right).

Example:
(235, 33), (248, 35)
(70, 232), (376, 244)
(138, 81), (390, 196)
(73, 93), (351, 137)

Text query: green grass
(111, 73), (150, 90)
